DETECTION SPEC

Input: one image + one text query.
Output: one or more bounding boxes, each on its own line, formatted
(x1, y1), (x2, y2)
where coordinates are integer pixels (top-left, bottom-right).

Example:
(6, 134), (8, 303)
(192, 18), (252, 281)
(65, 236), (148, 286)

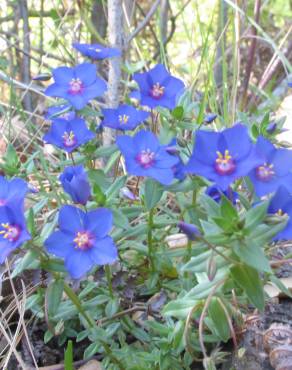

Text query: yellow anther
(118, 114), (129, 124)
(216, 150), (232, 164)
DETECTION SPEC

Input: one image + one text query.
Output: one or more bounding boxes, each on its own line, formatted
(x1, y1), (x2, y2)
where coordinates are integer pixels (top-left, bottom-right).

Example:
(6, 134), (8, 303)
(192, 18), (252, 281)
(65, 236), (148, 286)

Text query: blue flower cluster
(0, 177), (30, 263)
(3, 41), (292, 279)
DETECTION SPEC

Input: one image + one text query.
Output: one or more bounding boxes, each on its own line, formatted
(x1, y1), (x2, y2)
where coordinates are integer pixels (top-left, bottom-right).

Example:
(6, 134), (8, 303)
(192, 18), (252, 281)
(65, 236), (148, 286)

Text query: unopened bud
(32, 73), (52, 81)
(204, 113), (217, 124)
(120, 187), (138, 201)
(178, 221), (200, 241)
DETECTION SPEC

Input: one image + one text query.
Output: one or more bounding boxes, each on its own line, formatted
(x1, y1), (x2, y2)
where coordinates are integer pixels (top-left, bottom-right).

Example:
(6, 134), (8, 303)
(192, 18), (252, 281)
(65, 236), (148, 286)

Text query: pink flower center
(150, 83), (164, 99)
(68, 78), (84, 95)
(62, 131), (76, 148)
(0, 199), (6, 206)
(256, 163), (275, 182)
(0, 223), (21, 242)
(74, 231), (93, 250)
(214, 150), (236, 175)
(136, 149), (155, 168)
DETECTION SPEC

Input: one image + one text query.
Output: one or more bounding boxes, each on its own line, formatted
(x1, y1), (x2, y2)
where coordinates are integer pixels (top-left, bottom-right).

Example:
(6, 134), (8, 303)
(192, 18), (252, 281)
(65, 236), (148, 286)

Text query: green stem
(147, 208), (155, 271)
(105, 264), (114, 298)
(63, 282), (124, 369)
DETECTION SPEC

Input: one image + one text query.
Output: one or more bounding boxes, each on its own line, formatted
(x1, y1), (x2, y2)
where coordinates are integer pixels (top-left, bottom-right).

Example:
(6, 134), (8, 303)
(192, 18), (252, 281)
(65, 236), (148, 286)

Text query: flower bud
(32, 73), (52, 81)
(266, 122), (277, 134)
(59, 165), (91, 205)
(120, 187), (138, 201)
(204, 113), (217, 124)
(178, 221), (200, 240)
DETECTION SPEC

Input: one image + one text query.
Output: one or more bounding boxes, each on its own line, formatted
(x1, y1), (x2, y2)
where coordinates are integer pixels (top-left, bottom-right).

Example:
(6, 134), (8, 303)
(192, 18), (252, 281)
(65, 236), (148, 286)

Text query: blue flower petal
(45, 230), (73, 258)
(52, 66), (74, 85)
(273, 149), (292, 176)
(85, 208), (113, 238)
(133, 71), (150, 92)
(45, 84), (68, 98)
(74, 63), (97, 86)
(81, 79), (107, 100)
(88, 236), (118, 265)
(59, 205), (85, 233)
(148, 64), (170, 85)
(222, 124), (252, 160)
(116, 135), (136, 157)
(66, 94), (87, 110)
(146, 167), (175, 185)
(134, 130), (159, 153)
(65, 250), (93, 279)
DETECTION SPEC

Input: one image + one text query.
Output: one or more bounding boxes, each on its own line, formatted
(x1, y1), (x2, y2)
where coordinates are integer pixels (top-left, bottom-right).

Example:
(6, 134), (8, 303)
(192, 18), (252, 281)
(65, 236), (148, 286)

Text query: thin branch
(104, 0), (124, 146)
(240, 0), (261, 109)
(126, 0), (161, 44)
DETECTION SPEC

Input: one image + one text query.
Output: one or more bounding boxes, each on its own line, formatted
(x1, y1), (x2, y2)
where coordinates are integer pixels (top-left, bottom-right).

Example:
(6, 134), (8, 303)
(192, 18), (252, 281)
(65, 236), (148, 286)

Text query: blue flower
(59, 165), (91, 205)
(0, 176), (28, 208)
(206, 185), (238, 204)
(268, 186), (292, 240)
(45, 205), (118, 279)
(178, 221), (200, 240)
(133, 64), (185, 110)
(101, 104), (150, 131)
(72, 42), (121, 60)
(248, 136), (292, 197)
(0, 206), (31, 263)
(116, 130), (179, 185)
(185, 124), (262, 191)
(43, 117), (95, 153)
(45, 63), (107, 110)
(45, 105), (76, 121)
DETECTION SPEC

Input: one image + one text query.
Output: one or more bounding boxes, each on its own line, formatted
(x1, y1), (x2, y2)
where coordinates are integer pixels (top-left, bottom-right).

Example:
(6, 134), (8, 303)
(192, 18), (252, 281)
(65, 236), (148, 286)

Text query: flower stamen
(150, 83), (164, 99)
(118, 114), (129, 125)
(69, 78), (83, 95)
(0, 223), (21, 242)
(214, 150), (236, 175)
(256, 163), (275, 182)
(74, 231), (93, 250)
(62, 131), (76, 148)
(136, 148), (155, 168)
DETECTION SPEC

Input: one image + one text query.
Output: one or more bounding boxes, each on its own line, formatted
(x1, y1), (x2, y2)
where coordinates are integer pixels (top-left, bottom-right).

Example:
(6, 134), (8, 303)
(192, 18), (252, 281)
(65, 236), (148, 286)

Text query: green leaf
(251, 124), (259, 139)
(92, 184), (106, 206)
(200, 194), (221, 218)
(144, 178), (164, 210)
(47, 280), (64, 318)
(105, 297), (119, 318)
(269, 275), (292, 298)
(232, 240), (271, 273)
(220, 195), (238, 220)
(208, 298), (230, 342)
(11, 250), (40, 278)
(5, 144), (19, 168)
(259, 112), (270, 133)
(172, 106), (184, 120)
(64, 340), (73, 370)
(84, 342), (99, 359)
(44, 330), (54, 344)
(26, 209), (36, 236)
(230, 264), (265, 311)
(244, 201), (268, 231)
(105, 175), (127, 203)
(112, 208), (130, 229)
